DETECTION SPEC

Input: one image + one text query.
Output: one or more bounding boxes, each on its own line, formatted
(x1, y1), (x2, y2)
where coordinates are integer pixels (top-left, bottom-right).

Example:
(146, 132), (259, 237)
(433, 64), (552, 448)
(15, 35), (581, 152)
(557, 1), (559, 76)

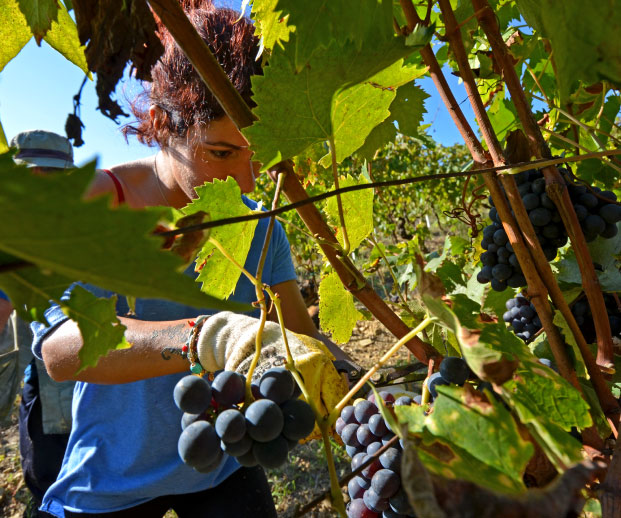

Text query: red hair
(123, 1), (260, 146)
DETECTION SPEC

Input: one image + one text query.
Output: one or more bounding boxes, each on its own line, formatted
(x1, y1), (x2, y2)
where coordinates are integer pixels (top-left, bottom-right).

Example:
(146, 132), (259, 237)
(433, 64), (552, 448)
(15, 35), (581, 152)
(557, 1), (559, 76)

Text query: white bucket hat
(10, 129), (75, 169)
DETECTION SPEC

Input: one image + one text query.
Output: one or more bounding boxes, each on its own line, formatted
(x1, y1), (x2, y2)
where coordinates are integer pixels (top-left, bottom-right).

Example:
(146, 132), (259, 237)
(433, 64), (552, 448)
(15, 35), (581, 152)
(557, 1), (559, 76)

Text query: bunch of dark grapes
(502, 294), (542, 341)
(336, 392), (416, 518)
(476, 168), (621, 292)
(173, 367), (314, 472)
(571, 293), (621, 345)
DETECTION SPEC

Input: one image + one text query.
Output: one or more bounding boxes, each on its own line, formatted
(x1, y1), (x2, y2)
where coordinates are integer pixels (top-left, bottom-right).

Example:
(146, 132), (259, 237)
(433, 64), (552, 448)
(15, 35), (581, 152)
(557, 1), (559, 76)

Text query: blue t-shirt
(31, 197), (297, 517)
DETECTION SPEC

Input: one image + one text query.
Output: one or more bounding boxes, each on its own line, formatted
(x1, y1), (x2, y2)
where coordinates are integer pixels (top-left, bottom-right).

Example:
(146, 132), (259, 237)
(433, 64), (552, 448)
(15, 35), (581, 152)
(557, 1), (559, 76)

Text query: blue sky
(0, 20), (477, 168)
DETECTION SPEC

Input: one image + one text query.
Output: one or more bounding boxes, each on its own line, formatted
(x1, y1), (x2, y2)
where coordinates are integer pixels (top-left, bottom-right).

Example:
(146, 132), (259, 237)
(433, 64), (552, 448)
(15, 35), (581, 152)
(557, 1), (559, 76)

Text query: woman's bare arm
(41, 316), (193, 384)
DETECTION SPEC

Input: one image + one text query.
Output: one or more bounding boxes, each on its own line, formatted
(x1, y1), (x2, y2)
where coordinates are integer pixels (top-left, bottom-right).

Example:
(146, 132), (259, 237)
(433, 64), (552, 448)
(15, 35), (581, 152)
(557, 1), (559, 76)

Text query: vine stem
(329, 316), (435, 424)
(472, 0), (616, 374)
(328, 137), (350, 255)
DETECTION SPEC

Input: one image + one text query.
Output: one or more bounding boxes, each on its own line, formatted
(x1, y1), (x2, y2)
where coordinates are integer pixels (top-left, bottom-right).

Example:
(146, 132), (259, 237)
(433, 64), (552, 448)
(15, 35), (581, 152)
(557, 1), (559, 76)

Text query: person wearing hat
(0, 129), (76, 517)
(10, 129), (75, 172)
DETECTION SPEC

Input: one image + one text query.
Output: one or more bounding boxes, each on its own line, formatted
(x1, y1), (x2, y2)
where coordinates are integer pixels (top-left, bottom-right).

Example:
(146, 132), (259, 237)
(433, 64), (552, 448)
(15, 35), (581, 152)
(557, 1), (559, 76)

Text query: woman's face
(166, 115), (259, 196)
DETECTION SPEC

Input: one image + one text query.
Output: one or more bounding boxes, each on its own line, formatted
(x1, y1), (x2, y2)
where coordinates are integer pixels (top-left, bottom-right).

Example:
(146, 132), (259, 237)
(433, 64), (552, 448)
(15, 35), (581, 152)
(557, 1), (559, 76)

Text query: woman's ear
(149, 105), (165, 131)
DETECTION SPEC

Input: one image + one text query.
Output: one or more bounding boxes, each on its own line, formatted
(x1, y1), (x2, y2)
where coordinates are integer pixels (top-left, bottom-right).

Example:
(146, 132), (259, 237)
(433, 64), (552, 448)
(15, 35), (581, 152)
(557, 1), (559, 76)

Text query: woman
(33, 3), (345, 517)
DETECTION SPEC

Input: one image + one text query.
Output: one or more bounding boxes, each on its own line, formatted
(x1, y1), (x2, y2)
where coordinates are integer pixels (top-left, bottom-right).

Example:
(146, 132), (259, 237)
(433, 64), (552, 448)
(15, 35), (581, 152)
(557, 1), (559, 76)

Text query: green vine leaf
(401, 385), (533, 495)
(244, 22), (413, 170)
(43, 0), (89, 75)
(250, 0), (294, 53)
(318, 269), (362, 344)
(324, 174), (374, 251)
(183, 178), (258, 300)
(0, 268), (73, 322)
(0, 155), (247, 313)
(0, 0), (34, 72)
(0, 119), (7, 153)
(515, 0), (621, 100)
(62, 285), (131, 373)
(16, 0), (59, 45)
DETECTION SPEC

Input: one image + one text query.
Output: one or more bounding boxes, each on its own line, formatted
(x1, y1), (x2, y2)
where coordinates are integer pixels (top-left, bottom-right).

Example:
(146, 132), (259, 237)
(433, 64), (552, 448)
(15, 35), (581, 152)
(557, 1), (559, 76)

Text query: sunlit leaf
(0, 0), (33, 72)
(43, 0), (89, 75)
(318, 269), (362, 343)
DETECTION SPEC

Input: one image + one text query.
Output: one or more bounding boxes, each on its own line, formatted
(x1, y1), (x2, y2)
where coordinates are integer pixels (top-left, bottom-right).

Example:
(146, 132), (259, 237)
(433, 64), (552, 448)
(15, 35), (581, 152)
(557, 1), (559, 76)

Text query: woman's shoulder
(86, 157), (156, 207)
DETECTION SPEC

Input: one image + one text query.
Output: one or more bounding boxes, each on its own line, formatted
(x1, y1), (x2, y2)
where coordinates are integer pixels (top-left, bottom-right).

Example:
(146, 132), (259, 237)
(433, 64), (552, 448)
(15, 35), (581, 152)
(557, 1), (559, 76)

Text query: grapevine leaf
(0, 155), (248, 312)
(183, 178), (258, 300)
(516, 0), (621, 99)
(16, 0), (58, 44)
(487, 95), (518, 143)
(0, 0), (33, 72)
(501, 363), (592, 432)
(42, 0), (89, 75)
(394, 403), (426, 435)
(0, 268), (73, 321)
(61, 285), (131, 373)
(0, 119), (7, 153)
(556, 226), (621, 291)
(245, 29), (413, 170)
(276, 0), (396, 70)
(552, 310), (587, 378)
(415, 385), (532, 495)
(391, 82), (430, 137)
(250, 0), (294, 53)
(521, 419), (582, 471)
(318, 270), (362, 343)
(324, 175), (373, 251)
(481, 286), (514, 321)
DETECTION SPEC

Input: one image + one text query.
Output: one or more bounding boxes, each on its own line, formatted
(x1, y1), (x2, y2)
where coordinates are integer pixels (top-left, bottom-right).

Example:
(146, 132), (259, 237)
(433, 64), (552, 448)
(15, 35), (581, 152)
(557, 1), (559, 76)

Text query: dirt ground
(0, 315), (410, 518)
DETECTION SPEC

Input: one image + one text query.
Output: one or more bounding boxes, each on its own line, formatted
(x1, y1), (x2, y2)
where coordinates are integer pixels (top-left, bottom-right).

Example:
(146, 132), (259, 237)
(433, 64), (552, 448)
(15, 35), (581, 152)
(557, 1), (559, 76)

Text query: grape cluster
(336, 392), (416, 518)
(502, 295), (542, 342)
(476, 168), (621, 292)
(174, 367), (315, 472)
(571, 293), (621, 345)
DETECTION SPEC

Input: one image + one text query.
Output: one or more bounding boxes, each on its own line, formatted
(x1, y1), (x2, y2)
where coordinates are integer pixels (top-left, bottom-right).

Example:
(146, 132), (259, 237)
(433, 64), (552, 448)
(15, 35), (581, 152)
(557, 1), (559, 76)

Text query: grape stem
(329, 316), (436, 425)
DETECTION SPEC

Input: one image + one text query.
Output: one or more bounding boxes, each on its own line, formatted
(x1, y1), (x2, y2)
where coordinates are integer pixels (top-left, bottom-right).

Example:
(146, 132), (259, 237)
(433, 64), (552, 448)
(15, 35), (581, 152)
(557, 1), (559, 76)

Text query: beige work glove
(196, 312), (348, 437)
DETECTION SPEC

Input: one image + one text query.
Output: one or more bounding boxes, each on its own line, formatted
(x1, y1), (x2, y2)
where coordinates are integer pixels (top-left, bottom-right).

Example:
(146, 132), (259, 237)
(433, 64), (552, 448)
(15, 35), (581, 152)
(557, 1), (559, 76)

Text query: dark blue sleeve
(0, 291), (9, 301)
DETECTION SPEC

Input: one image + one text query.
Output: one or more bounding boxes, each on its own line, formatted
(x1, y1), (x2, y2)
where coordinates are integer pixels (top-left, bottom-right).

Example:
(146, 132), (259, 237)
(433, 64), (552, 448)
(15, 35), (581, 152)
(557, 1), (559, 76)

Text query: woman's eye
(210, 149), (233, 159)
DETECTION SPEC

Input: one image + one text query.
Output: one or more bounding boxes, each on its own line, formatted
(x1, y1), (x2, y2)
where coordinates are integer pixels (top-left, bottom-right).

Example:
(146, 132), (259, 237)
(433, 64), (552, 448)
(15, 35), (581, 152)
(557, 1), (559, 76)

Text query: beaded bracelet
(184, 315), (208, 376)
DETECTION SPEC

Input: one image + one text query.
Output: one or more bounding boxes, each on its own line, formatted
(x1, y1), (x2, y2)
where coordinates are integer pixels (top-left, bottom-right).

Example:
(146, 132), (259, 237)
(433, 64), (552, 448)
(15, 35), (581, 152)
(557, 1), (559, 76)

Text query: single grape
(181, 411), (207, 430)
(600, 204), (621, 224)
(371, 469), (401, 499)
(573, 204), (588, 221)
(522, 192), (540, 210)
(427, 372), (450, 400)
(355, 475), (371, 490)
(193, 448), (224, 474)
(490, 278), (508, 292)
(388, 488), (415, 515)
(354, 400), (379, 424)
(341, 405), (358, 424)
(245, 399), (284, 442)
(348, 498), (379, 518)
(601, 223), (619, 239)
(335, 416), (346, 436)
(259, 367), (295, 404)
(361, 456), (382, 479)
(492, 263), (512, 281)
(529, 207), (552, 227)
(357, 424), (378, 447)
(236, 447), (259, 467)
(364, 488), (389, 513)
(493, 228), (508, 246)
(347, 444), (362, 458)
(540, 192), (556, 209)
(215, 408), (246, 443)
(173, 375), (212, 414)
(394, 396), (412, 406)
(579, 193), (598, 209)
(221, 433), (253, 457)
(379, 447), (402, 472)
(367, 441), (382, 456)
(531, 177), (546, 194)
(439, 357), (469, 385)
(177, 421), (221, 470)
(211, 370), (245, 407)
(584, 214), (606, 236)
(348, 477), (366, 500)
(342, 423), (362, 447)
(368, 413), (389, 437)
(352, 451), (368, 470)
(281, 399), (315, 441)
(253, 435), (289, 469)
